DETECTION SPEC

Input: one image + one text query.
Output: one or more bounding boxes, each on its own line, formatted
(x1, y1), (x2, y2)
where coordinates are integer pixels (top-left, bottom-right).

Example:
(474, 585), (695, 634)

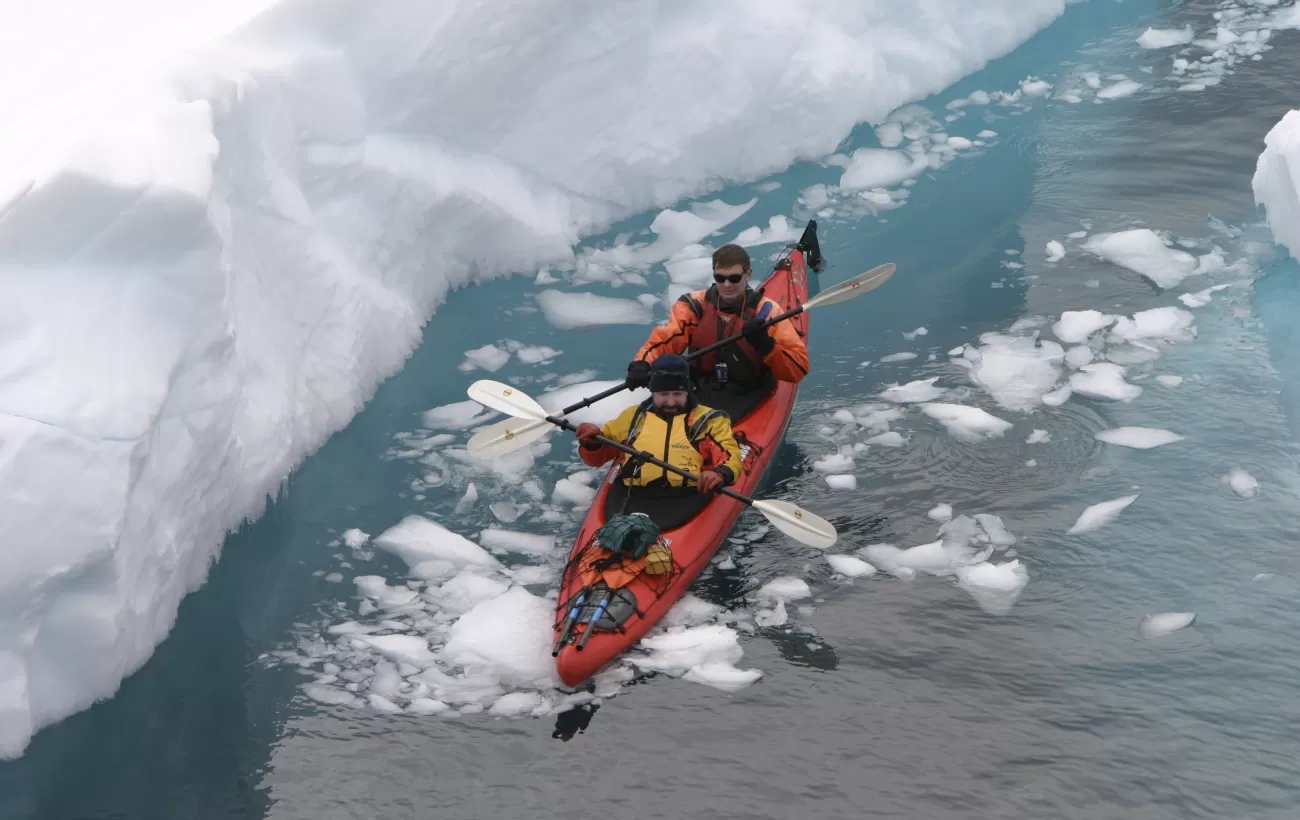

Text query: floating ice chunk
(1156, 375), (1184, 388)
(1027, 430), (1052, 446)
(826, 474), (858, 490)
(1069, 363), (1142, 402)
(1083, 72), (1102, 89)
(535, 291), (653, 329)
(975, 514), (1017, 547)
(515, 345), (562, 365)
(928, 503), (953, 521)
(956, 560), (1029, 615)
(826, 555), (876, 578)
(373, 516), (501, 573)
(875, 122), (904, 148)
(947, 136), (973, 149)
(879, 352), (918, 363)
(753, 600), (789, 628)
(632, 624), (759, 692)
(1041, 384), (1072, 406)
(1020, 78), (1052, 97)
(682, 662), (763, 693)
(1138, 26), (1195, 48)
(919, 403), (1013, 442)
(1052, 310), (1117, 344)
(812, 452), (854, 472)
(956, 333), (1065, 412)
(360, 635), (437, 668)
(977, 129), (998, 139)
(662, 595), (724, 630)
(1224, 468), (1259, 498)
(422, 400), (496, 430)
(865, 431), (907, 447)
(1139, 612), (1196, 639)
(355, 576), (421, 609)
(441, 586), (559, 689)
(1068, 230), (1088, 239)
(1179, 284), (1232, 308)
(1095, 427), (1184, 449)
(454, 484), (478, 516)
(1110, 306), (1196, 345)
(343, 529), (370, 548)
(304, 685), (362, 708)
(488, 691), (548, 717)
(1096, 79), (1142, 99)
(1046, 240), (1065, 261)
(1065, 345), (1094, 369)
(1067, 494), (1139, 534)
(732, 215), (802, 247)
(478, 529), (557, 557)
(758, 577), (812, 604)
(879, 377), (947, 403)
(552, 477), (597, 507)
(903, 326), (929, 339)
(459, 343), (511, 373)
(1082, 229), (1206, 288)
(839, 148), (930, 190)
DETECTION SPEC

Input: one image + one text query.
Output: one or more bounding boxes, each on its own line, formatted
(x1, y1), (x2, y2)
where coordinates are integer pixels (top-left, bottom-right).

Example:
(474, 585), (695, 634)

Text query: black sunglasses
(713, 272), (747, 284)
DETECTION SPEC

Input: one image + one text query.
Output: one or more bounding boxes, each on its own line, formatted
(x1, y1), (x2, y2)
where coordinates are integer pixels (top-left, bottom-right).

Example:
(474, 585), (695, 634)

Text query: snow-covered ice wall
(1254, 109), (1300, 260)
(0, 0), (1071, 756)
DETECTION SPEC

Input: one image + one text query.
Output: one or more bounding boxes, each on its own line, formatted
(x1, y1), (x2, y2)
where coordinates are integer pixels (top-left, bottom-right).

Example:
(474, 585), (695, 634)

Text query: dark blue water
(8, 1), (1300, 818)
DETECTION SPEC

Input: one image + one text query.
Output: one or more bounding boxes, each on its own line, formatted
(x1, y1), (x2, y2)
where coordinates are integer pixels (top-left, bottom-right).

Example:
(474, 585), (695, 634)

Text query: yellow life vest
(620, 405), (724, 488)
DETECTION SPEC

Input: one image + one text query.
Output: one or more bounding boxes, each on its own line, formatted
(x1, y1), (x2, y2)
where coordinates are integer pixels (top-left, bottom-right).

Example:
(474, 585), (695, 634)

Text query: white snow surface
(0, 0), (1073, 756)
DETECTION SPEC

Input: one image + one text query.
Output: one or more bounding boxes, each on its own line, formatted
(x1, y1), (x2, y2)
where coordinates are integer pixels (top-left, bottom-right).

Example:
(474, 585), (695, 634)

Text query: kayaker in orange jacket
(625, 244), (810, 398)
(575, 354), (743, 494)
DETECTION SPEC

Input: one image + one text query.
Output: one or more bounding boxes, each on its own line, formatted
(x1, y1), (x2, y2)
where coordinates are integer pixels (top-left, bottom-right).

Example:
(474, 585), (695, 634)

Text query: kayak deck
(551, 220), (823, 687)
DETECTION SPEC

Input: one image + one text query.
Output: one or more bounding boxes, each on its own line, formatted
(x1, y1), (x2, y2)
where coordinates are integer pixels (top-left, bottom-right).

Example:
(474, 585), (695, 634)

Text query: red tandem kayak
(550, 219), (824, 687)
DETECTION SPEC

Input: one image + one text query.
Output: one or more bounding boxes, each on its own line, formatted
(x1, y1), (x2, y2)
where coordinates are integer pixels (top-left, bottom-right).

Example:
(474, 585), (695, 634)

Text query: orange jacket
(634, 289), (810, 383)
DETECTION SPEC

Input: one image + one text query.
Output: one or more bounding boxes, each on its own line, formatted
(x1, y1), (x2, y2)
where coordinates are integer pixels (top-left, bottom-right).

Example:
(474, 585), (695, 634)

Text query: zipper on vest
(663, 415), (673, 481)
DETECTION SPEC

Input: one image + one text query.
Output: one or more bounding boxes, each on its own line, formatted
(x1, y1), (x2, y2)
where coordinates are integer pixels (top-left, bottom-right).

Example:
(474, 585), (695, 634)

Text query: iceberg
(0, 0), (1072, 756)
(1254, 109), (1300, 261)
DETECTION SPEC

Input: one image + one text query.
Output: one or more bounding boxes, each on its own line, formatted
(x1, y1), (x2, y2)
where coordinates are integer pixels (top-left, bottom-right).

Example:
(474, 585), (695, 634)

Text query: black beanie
(648, 354), (691, 392)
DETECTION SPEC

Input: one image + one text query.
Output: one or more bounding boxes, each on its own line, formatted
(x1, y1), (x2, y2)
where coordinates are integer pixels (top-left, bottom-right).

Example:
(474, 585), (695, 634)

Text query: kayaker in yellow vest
(574, 354), (743, 494)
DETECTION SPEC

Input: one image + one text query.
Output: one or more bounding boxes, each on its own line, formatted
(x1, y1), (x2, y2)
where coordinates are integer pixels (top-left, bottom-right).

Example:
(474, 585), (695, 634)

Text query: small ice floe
(825, 555), (877, 578)
(955, 330), (1066, 412)
(1156, 375), (1184, 388)
(1082, 228), (1220, 289)
(1094, 427), (1184, 449)
(1052, 309), (1117, 344)
(919, 403), (1013, 443)
(1026, 429), (1051, 444)
(1139, 612), (1196, 639)
(879, 377), (948, 404)
(927, 503), (954, 522)
(826, 474), (857, 490)
(1046, 240), (1065, 262)
(903, 327), (929, 340)
(1070, 363), (1142, 402)
(1067, 494), (1139, 534)
(1179, 284), (1232, 308)
(1137, 25), (1195, 49)
(1223, 468), (1259, 498)
(880, 352), (919, 363)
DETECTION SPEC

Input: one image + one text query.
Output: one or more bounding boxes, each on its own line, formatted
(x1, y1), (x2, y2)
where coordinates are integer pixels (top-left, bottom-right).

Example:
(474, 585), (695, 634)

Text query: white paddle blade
(466, 417), (553, 457)
(805, 263), (896, 309)
(466, 379), (549, 422)
(750, 499), (838, 549)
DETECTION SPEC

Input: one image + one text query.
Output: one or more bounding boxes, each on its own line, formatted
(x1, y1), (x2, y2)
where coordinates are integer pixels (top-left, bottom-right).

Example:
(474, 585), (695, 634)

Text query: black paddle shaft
(551, 415), (754, 507)
(549, 304), (807, 417)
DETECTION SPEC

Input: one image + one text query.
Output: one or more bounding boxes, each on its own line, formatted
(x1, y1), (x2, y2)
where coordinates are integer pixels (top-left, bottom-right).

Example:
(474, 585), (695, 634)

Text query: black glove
(741, 318), (776, 355)
(626, 359), (651, 388)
